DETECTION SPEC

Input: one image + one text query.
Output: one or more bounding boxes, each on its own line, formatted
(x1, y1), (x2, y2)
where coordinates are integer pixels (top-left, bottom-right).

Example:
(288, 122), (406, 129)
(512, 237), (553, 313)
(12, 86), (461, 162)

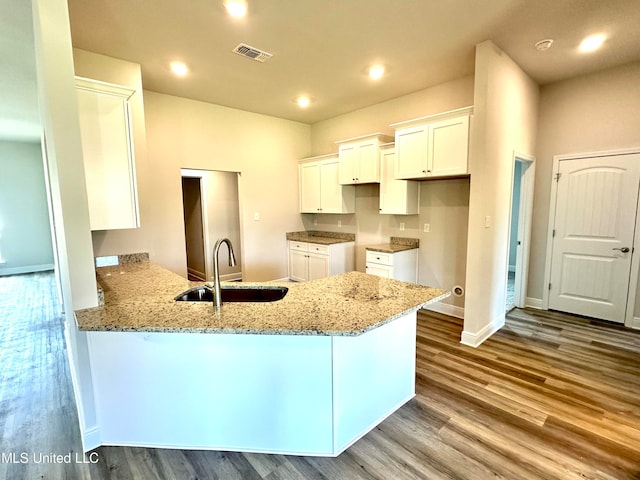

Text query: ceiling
(2, 0), (640, 142)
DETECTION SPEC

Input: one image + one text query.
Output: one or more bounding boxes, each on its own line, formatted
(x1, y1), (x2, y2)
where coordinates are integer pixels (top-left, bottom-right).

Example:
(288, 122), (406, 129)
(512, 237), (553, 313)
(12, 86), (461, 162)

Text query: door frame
(507, 151), (535, 309)
(181, 171), (209, 281)
(543, 147), (640, 328)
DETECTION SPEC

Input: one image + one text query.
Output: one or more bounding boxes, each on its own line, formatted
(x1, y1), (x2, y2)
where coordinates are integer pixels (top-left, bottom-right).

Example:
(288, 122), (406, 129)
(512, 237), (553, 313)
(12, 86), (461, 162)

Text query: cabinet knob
(422, 170), (427, 173)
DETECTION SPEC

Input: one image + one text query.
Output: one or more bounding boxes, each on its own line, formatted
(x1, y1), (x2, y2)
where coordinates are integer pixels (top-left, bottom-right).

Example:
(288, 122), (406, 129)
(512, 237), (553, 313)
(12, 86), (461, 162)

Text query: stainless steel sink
(174, 285), (288, 303)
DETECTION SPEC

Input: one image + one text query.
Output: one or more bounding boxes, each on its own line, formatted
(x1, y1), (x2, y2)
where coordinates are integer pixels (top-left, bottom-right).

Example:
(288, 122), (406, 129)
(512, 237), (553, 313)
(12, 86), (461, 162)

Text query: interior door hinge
(555, 172), (561, 182)
(548, 282), (552, 291)
(552, 229), (556, 238)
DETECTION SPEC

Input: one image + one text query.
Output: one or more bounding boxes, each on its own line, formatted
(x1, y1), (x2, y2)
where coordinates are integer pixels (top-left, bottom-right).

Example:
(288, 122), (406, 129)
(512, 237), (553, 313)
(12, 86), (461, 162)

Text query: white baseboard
(220, 272), (243, 282)
(460, 315), (505, 348)
(626, 316), (640, 330)
(525, 297), (543, 309)
(187, 267), (206, 281)
(0, 263), (54, 276)
(82, 426), (101, 453)
(423, 302), (464, 319)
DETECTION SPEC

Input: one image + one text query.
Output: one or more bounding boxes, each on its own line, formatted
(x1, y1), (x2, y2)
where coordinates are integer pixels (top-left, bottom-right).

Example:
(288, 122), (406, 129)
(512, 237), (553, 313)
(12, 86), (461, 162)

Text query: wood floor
(2, 271), (640, 479)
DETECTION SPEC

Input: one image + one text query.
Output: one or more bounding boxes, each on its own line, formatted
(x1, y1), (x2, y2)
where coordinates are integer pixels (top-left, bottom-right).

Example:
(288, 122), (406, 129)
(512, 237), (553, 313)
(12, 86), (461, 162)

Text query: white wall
(32, 0), (99, 451)
(462, 41), (539, 346)
(0, 140), (54, 275)
(143, 91), (309, 281)
(529, 61), (640, 306)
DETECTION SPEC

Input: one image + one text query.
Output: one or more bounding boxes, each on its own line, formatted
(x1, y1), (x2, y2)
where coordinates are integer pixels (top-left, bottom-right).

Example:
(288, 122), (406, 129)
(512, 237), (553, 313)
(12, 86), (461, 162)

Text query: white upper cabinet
(76, 76), (139, 231)
(336, 133), (392, 185)
(391, 107), (472, 180)
(379, 144), (419, 215)
(299, 154), (355, 214)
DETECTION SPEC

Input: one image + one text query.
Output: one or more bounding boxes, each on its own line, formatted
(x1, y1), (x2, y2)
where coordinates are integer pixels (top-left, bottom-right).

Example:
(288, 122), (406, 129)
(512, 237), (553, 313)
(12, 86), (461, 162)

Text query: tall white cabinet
(76, 76), (140, 231)
(379, 144), (420, 215)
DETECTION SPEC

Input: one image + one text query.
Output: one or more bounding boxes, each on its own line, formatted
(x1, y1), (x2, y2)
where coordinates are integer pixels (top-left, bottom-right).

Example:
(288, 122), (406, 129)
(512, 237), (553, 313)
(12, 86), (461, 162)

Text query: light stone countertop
(286, 230), (356, 245)
(366, 237), (420, 253)
(75, 263), (449, 336)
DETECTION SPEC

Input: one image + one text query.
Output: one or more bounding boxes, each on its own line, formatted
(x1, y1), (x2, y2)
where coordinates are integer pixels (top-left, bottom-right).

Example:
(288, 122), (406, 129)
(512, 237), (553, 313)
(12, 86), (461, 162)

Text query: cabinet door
(76, 79), (139, 230)
(338, 144), (357, 185)
(379, 148), (419, 215)
(365, 264), (393, 278)
(394, 125), (429, 179)
(299, 162), (321, 213)
(289, 249), (308, 281)
(320, 159), (344, 213)
(307, 252), (329, 280)
(428, 115), (469, 177)
(356, 141), (380, 183)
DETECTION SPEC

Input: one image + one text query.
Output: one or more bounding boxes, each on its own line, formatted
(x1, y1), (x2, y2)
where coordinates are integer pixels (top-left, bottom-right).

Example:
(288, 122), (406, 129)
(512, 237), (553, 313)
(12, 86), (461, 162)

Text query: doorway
(180, 169), (243, 282)
(545, 152), (640, 324)
(506, 153), (535, 312)
(181, 177), (206, 281)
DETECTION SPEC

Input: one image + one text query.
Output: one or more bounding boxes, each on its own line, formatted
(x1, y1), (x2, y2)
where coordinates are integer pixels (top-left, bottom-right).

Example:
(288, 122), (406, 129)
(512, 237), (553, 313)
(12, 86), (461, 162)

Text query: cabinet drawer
(307, 243), (329, 255)
(289, 241), (309, 252)
(366, 250), (393, 266)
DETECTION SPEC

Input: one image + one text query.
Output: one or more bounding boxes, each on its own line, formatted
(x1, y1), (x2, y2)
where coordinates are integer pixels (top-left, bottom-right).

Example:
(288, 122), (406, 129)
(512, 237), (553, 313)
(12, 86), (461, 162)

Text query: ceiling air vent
(232, 43), (273, 63)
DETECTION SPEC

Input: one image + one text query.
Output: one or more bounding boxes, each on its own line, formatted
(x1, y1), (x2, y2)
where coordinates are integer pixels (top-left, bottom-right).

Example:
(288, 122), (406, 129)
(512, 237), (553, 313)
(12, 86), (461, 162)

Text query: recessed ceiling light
(225, 0), (247, 17)
(296, 96), (311, 108)
(368, 64), (386, 80)
(534, 39), (554, 51)
(579, 34), (606, 53)
(170, 61), (188, 77)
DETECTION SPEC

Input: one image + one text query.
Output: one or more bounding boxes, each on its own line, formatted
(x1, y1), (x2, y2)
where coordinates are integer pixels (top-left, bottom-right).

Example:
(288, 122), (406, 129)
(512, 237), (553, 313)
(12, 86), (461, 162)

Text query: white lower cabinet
(365, 249), (418, 283)
(289, 241), (355, 281)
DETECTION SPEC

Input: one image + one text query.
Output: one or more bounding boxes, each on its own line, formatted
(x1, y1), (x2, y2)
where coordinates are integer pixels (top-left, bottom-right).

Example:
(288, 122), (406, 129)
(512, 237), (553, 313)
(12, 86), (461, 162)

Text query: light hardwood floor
(1, 271), (639, 479)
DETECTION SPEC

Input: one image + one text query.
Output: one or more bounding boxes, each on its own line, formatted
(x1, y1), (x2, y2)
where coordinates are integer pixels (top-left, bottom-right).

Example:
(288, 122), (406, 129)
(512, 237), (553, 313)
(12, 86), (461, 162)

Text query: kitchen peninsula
(75, 262), (448, 456)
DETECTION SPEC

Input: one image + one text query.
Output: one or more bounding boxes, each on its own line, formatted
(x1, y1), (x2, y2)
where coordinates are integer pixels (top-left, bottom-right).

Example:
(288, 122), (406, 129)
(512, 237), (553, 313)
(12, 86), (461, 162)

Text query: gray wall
(530, 61), (640, 303)
(0, 140), (54, 275)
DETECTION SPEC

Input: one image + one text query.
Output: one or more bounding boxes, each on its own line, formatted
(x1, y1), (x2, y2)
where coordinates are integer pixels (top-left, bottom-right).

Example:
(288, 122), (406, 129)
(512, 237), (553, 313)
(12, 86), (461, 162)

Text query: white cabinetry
(289, 241), (355, 281)
(336, 133), (392, 185)
(76, 76), (140, 231)
(365, 249), (418, 283)
(299, 155), (355, 214)
(379, 144), (420, 215)
(392, 107), (472, 180)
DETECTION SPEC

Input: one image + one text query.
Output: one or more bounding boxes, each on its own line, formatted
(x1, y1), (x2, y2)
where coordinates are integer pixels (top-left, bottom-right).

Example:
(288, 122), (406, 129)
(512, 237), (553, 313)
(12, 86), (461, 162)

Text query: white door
(548, 154), (640, 323)
(307, 253), (329, 280)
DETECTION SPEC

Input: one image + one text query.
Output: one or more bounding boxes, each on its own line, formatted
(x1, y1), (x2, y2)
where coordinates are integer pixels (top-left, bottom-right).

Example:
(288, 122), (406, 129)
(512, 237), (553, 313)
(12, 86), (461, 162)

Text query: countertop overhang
(75, 263), (448, 336)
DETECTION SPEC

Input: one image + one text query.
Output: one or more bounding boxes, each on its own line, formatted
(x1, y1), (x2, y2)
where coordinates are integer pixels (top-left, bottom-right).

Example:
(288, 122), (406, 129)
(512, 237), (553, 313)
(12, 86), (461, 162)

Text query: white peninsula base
(86, 312), (417, 456)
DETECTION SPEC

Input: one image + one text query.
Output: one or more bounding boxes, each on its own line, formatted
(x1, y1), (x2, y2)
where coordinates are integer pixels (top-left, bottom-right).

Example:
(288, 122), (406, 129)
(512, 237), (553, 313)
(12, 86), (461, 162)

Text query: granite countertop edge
(75, 262), (449, 336)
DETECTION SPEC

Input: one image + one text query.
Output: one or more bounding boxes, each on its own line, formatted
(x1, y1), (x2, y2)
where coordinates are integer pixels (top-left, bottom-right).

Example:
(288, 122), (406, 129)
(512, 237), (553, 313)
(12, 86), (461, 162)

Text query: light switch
(424, 223), (430, 233)
(254, 212), (260, 221)
(484, 215), (491, 228)
(400, 222), (405, 231)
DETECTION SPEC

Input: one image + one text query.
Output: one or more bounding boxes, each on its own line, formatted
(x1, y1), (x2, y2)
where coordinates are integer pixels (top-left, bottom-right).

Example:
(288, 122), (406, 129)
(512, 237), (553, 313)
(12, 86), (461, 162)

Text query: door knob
(612, 247), (630, 253)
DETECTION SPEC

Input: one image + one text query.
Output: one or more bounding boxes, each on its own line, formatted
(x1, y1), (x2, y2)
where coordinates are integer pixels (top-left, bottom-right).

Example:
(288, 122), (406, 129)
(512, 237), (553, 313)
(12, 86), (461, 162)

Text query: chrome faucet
(209, 238), (236, 310)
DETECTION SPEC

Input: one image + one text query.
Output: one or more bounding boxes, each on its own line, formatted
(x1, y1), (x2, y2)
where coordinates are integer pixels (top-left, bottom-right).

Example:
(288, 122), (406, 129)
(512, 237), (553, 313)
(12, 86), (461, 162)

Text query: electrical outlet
(254, 212), (260, 221)
(424, 223), (430, 233)
(400, 222), (405, 231)
(313, 217), (318, 226)
(338, 220), (342, 228)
